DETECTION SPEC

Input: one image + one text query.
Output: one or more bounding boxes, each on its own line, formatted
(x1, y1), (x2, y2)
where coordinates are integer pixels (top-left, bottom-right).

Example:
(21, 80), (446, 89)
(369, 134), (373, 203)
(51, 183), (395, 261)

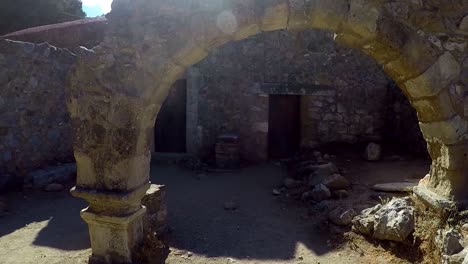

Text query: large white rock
(353, 197), (415, 242)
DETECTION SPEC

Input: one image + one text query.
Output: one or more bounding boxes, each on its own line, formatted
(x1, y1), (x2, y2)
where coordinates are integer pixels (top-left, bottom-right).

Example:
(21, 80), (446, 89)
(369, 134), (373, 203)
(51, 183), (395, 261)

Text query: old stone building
(179, 29), (426, 161)
(0, 0), (467, 263)
(0, 23), (426, 191)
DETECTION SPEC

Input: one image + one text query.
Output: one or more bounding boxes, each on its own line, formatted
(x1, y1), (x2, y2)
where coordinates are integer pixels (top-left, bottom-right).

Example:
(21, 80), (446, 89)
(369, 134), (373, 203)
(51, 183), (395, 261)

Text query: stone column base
(82, 206), (146, 264)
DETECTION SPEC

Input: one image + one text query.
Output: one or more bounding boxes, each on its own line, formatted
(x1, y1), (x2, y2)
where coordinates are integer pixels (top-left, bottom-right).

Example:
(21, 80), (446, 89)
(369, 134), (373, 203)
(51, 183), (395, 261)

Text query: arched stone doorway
(68, 0), (468, 262)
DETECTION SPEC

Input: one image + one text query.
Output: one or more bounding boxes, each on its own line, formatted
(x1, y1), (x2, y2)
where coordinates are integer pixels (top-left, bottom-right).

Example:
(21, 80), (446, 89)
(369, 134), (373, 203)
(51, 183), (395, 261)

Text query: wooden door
(268, 95), (300, 159)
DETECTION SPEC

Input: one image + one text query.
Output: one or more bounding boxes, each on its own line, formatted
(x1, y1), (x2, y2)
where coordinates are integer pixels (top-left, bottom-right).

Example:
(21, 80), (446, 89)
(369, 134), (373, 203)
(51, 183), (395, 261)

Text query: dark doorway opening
(268, 95), (301, 159)
(154, 79), (187, 153)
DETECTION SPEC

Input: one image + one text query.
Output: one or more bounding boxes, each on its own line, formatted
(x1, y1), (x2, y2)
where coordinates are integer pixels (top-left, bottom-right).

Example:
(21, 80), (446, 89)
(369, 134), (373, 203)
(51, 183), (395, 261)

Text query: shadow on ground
(0, 188), (89, 250)
(150, 161), (337, 261)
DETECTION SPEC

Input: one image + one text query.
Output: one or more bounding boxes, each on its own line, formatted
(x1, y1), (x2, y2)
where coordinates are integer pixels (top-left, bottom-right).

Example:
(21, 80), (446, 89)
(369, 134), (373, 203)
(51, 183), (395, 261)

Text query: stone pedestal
(83, 208), (146, 264)
(71, 183), (150, 264)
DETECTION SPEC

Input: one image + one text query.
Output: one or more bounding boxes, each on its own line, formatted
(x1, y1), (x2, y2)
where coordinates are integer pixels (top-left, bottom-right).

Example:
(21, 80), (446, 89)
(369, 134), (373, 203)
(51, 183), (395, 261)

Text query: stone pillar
(417, 141), (468, 202)
(67, 59), (156, 262)
(67, 112), (154, 263)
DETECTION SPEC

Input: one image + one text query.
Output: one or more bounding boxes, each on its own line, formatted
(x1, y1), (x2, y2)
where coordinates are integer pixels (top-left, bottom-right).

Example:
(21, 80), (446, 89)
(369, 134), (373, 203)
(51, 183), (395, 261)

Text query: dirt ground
(0, 150), (430, 264)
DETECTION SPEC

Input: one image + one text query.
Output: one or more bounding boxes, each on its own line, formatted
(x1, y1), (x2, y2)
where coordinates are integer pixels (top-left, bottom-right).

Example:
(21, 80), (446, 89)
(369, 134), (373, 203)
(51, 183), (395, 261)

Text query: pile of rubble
(276, 150), (351, 203)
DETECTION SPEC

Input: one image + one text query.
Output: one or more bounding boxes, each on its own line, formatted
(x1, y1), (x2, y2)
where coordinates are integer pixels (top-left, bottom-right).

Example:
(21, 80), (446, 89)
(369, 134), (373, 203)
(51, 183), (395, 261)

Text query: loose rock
(301, 191), (311, 201)
(353, 204), (382, 236)
(436, 229), (464, 256)
(329, 207), (357, 226)
(311, 184), (331, 202)
(308, 162), (339, 186)
(142, 184), (168, 233)
(353, 197), (415, 242)
(322, 174), (350, 190)
(363, 142), (381, 161)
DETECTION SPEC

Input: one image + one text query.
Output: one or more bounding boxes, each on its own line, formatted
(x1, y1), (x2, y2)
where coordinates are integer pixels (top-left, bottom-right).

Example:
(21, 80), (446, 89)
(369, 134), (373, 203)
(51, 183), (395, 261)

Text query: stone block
(308, 0), (349, 31)
(344, 0), (381, 40)
(260, 1), (288, 31)
(412, 88), (456, 122)
(82, 207), (146, 264)
(142, 184), (168, 232)
(435, 143), (467, 171)
(405, 52), (461, 99)
(419, 115), (468, 145)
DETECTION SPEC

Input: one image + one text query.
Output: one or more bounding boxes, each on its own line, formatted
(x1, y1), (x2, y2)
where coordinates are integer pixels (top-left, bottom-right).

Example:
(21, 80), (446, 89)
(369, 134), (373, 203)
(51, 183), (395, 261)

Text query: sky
(81, 0), (112, 17)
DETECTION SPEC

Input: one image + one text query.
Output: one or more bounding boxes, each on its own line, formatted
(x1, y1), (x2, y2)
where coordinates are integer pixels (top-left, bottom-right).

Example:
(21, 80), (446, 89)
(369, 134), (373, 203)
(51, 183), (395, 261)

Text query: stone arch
(118, 0), (466, 198)
(68, 0), (468, 262)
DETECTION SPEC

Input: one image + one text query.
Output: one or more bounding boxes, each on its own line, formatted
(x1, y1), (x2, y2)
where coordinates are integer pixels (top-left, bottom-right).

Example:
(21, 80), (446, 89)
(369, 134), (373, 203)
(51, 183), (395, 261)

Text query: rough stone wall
(0, 40), (76, 190)
(187, 29), (424, 161)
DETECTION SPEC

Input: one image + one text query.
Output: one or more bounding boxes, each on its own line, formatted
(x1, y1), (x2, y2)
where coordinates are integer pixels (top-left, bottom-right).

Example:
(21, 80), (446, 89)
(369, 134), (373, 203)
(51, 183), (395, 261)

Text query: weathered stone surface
(412, 88), (457, 122)
(404, 52), (460, 99)
(353, 198), (415, 242)
(142, 184), (168, 233)
(27, 163), (76, 188)
(413, 185), (456, 212)
(447, 249), (468, 264)
(372, 182), (417, 193)
(436, 229), (464, 256)
(308, 162), (339, 186)
(419, 115), (468, 145)
(363, 142), (382, 161)
(353, 204), (382, 236)
(329, 207), (357, 226)
(311, 184), (331, 201)
(0, 40), (75, 190)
